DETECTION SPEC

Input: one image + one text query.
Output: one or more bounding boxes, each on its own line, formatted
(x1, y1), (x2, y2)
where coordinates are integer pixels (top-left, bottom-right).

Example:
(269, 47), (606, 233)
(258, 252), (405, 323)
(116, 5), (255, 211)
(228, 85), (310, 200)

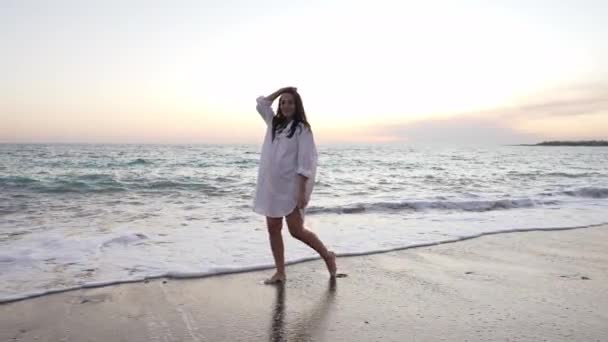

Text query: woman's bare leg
(286, 209), (337, 276)
(265, 216), (286, 284)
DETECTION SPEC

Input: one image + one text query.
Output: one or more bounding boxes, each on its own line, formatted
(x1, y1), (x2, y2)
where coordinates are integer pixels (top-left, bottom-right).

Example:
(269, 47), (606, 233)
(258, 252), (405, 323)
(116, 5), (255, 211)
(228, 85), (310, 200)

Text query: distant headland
(517, 140), (608, 146)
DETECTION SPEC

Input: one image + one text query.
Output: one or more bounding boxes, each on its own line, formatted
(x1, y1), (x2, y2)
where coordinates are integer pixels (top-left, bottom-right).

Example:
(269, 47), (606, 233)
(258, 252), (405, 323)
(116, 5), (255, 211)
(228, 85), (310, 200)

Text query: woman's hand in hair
(265, 87), (297, 103)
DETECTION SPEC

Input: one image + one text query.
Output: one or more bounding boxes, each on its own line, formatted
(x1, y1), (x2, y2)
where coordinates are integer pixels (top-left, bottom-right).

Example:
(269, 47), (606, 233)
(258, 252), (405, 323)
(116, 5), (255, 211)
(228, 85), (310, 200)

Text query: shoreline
(2, 222), (606, 305)
(2, 224), (608, 341)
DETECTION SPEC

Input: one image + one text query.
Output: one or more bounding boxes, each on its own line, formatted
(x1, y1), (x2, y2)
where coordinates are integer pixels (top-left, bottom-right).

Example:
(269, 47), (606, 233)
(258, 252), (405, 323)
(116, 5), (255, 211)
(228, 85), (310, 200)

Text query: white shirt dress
(253, 96), (318, 218)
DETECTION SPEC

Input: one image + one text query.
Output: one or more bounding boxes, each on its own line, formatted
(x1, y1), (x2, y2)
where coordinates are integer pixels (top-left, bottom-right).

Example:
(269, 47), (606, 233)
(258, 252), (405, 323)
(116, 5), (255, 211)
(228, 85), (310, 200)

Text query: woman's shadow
(270, 278), (337, 342)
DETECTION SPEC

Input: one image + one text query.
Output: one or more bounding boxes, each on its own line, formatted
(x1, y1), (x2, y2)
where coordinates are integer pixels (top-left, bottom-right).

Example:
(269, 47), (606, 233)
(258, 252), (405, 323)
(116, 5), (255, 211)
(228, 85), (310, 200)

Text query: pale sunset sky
(1, 0), (607, 144)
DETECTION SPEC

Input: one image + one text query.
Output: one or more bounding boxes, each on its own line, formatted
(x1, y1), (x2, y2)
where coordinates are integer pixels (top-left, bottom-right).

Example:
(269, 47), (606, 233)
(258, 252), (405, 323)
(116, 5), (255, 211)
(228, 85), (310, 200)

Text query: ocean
(1, 143), (607, 303)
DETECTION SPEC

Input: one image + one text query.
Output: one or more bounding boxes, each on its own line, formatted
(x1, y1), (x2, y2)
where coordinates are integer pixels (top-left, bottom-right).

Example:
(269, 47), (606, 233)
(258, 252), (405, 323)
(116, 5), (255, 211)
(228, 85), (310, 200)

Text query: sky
(1, 0), (607, 144)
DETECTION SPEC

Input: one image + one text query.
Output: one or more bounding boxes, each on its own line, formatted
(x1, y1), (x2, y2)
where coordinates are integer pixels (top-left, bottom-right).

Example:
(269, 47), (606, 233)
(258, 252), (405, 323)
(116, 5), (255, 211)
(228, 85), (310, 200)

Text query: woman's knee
(288, 225), (306, 239)
(285, 211), (305, 239)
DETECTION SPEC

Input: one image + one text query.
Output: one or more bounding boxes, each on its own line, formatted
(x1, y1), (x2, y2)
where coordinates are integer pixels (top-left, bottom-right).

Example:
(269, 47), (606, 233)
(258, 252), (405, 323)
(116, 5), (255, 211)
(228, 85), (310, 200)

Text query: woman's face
(279, 93), (296, 119)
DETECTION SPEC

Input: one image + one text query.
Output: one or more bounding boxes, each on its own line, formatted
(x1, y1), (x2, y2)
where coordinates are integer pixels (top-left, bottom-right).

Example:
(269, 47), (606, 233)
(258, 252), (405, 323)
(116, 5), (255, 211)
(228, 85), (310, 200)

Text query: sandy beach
(2, 225), (607, 342)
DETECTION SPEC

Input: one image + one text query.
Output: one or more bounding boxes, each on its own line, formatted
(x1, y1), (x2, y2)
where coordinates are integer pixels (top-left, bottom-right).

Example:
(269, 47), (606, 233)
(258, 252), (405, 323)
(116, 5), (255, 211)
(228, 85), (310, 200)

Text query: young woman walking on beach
(254, 86), (337, 284)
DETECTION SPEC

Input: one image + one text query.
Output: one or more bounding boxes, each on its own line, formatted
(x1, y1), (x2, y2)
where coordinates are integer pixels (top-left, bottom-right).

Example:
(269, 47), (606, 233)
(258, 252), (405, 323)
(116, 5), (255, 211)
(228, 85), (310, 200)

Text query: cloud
(513, 97), (608, 117)
(375, 116), (541, 145)
(370, 82), (608, 144)
(506, 82), (608, 118)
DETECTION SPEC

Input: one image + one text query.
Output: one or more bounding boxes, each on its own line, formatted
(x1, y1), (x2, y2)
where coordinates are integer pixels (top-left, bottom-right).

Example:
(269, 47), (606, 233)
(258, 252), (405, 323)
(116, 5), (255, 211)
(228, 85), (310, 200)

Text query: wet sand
(1, 225), (607, 341)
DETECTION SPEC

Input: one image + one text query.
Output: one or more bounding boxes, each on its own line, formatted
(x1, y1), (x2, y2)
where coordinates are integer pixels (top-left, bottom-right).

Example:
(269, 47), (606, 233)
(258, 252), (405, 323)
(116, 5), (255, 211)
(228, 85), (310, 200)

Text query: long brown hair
(272, 89), (311, 141)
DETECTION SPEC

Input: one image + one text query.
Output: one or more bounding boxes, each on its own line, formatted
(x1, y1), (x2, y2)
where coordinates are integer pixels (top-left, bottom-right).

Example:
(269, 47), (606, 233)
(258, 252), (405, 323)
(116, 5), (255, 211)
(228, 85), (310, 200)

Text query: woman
(254, 86), (337, 284)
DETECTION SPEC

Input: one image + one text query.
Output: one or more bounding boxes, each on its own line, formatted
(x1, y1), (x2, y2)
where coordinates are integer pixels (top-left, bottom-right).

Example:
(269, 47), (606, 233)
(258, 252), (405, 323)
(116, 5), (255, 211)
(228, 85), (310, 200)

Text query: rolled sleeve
(256, 96), (274, 125)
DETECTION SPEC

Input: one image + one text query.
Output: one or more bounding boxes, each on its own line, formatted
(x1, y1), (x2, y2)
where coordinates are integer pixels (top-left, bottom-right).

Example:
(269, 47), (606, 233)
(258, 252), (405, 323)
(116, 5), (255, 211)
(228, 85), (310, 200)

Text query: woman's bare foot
(324, 251), (337, 277)
(264, 272), (286, 285)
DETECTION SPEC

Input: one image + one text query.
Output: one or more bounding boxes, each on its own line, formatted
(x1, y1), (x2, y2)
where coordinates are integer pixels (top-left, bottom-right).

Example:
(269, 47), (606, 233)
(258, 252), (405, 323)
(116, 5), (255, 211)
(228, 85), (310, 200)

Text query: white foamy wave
(101, 233), (149, 248)
(562, 187), (608, 199)
(306, 198), (558, 215)
(0, 256), (17, 263)
(1, 222), (605, 305)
